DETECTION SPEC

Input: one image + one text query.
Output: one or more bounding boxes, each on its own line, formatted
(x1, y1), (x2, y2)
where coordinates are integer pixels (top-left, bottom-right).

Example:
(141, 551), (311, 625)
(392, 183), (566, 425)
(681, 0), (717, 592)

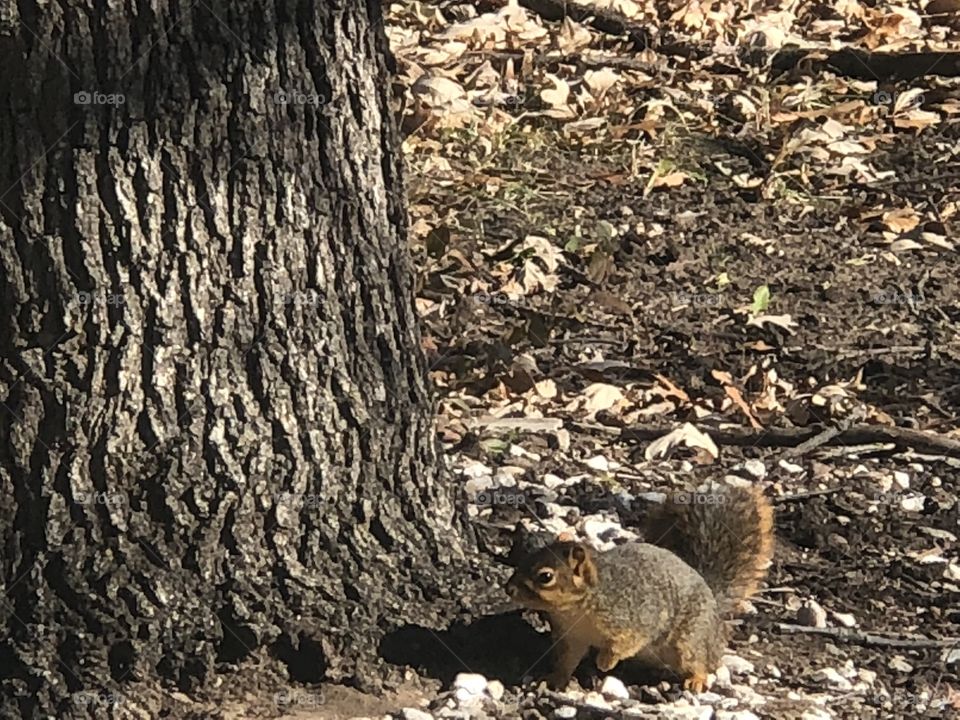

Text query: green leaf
(751, 284), (770, 313)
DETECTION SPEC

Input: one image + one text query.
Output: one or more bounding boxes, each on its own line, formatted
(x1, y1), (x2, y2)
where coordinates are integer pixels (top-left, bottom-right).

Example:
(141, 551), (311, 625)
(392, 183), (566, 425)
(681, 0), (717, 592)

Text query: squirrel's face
(505, 541), (598, 611)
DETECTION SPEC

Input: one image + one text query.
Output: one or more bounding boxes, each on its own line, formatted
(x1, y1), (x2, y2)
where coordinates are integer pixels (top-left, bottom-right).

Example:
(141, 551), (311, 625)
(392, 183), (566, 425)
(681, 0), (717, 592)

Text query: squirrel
(505, 484), (774, 692)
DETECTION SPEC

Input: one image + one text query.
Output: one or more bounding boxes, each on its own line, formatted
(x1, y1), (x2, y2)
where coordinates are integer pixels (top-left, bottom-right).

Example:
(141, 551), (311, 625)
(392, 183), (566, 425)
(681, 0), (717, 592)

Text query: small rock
(721, 654), (755, 675)
(463, 477), (494, 499)
(713, 664), (732, 687)
(900, 495), (925, 512)
(889, 656), (914, 673)
(801, 709), (833, 720)
(541, 517), (572, 535)
(743, 459), (766, 479)
(600, 676), (629, 700)
(893, 470), (910, 489)
(831, 611), (857, 628)
(453, 688), (482, 705)
(542, 474), (566, 489)
(553, 707), (576, 720)
(401, 709), (433, 720)
(784, 595), (803, 612)
(510, 444), (541, 461)
(797, 600), (828, 628)
(778, 459), (804, 474)
(485, 680), (504, 701)
(813, 667), (853, 690)
(922, 527), (957, 542)
(461, 462), (492, 479)
(453, 673), (487, 696)
(942, 647), (960, 664)
(716, 711), (761, 720)
(766, 664), (782, 679)
(582, 517), (622, 544)
(585, 455), (610, 471)
(858, 668), (876, 685)
(660, 707), (713, 720)
(583, 691), (611, 709)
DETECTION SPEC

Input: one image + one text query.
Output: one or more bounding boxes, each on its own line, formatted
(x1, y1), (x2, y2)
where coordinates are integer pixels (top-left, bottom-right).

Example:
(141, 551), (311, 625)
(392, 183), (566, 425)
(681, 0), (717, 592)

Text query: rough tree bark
(0, 2), (492, 717)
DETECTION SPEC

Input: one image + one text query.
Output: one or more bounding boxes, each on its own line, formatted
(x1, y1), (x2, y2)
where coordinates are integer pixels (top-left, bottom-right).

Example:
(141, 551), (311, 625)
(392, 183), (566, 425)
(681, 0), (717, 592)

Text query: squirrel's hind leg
(671, 623), (722, 694)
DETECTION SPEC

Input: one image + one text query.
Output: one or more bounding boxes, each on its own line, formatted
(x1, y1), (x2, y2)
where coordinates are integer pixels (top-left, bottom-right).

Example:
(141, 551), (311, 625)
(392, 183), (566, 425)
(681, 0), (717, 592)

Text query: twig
(780, 425), (843, 458)
(773, 623), (960, 650)
(775, 488), (843, 503)
(811, 443), (897, 459)
(571, 421), (960, 458)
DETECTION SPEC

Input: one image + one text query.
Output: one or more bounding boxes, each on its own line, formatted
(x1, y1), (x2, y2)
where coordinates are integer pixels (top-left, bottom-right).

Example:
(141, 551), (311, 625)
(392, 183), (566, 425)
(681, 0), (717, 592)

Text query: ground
(380, 1), (960, 718)
(198, 1), (959, 718)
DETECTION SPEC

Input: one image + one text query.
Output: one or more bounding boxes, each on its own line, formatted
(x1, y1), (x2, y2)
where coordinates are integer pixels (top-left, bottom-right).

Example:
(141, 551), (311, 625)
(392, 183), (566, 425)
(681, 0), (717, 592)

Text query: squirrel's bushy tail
(643, 484), (774, 615)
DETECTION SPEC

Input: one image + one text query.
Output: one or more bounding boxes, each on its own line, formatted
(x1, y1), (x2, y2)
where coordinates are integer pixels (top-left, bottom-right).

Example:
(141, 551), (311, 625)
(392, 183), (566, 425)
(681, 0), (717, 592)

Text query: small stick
(773, 623), (960, 650)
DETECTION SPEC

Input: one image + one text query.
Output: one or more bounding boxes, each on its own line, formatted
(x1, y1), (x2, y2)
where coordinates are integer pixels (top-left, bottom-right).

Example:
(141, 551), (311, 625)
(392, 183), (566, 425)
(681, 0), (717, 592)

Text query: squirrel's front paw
(682, 673), (708, 693)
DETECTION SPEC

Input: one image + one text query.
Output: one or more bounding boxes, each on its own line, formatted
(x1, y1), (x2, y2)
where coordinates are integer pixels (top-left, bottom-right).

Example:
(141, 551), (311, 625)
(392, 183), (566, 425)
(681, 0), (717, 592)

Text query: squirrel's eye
(535, 569), (555, 585)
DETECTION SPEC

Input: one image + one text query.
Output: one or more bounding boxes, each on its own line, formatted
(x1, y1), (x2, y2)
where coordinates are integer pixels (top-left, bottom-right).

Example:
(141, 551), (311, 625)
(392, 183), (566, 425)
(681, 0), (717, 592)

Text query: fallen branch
(572, 421), (960, 458)
(517, 0), (652, 49)
(773, 623), (960, 650)
(770, 47), (960, 80)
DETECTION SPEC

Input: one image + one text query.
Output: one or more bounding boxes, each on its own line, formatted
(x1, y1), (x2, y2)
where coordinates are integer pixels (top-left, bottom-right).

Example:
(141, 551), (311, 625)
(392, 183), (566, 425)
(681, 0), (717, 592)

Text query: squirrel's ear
(567, 545), (598, 586)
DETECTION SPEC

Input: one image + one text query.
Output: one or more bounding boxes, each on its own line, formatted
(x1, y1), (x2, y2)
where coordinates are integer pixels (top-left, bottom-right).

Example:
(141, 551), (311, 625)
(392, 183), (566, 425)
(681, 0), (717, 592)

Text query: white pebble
(452, 672), (487, 696)
(600, 675), (629, 700)
(583, 691), (611, 709)
(401, 709), (433, 720)
(900, 495), (925, 512)
(889, 656), (914, 673)
(460, 462), (492, 479)
(797, 600), (827, 628)
(585, 455), (610, 471)
(813, 667), (853, 690)
(722, 654), (755, 675)
(542, 474), (566, 489)
(831, 611), (857, 628)
(485, 680), (504, 701)
(713, 664), (732, 687)
(778, 459), (804, 474)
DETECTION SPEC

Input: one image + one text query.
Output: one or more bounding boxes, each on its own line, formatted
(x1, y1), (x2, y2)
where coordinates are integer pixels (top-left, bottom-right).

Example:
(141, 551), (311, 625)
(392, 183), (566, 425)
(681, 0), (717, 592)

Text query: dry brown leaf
(746, 314), (797, 333)
(651, 171), (689, 188)
(712, 369), (763, 429)
(583, 383), (625, 414)
(654, 373), (690, 404)
(645, 422), (719, 461)
(535, 379), (558, 399)
(540, 73), (571, 110)
(882, 207), (921, 234)
(893, 109), (941, 131)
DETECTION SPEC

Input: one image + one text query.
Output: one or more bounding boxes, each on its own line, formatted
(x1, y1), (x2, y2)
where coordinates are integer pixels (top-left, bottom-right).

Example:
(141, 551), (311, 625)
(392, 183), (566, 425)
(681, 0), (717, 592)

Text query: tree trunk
(0, 2), (488, 716)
